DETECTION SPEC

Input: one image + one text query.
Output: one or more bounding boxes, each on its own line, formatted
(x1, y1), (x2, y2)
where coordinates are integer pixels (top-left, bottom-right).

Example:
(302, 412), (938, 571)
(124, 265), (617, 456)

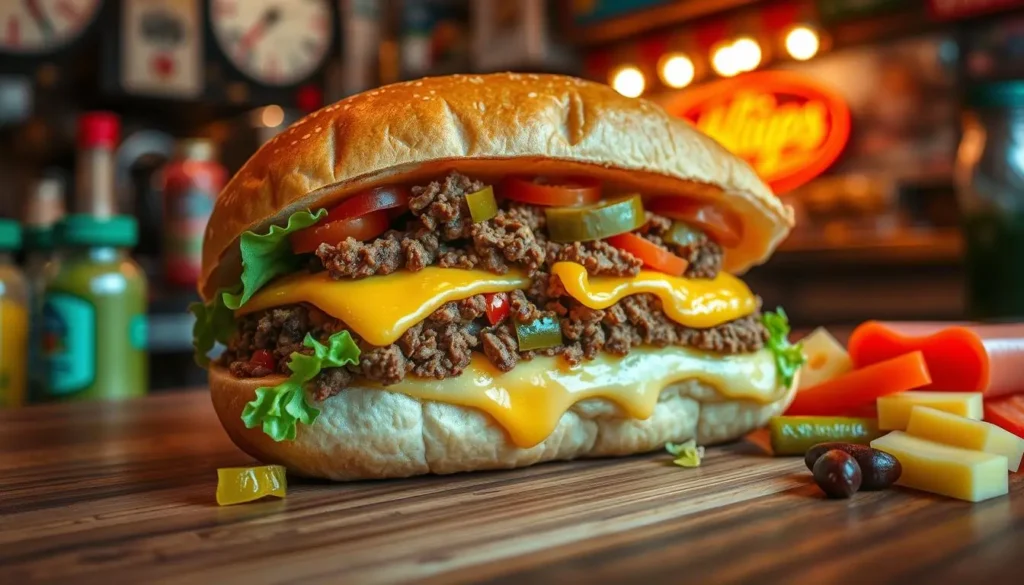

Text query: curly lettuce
(222, 208), (326, 310)
(189, 292), (237, 367)
(189, 208), (326, 366)
(763, 307), (806, 389)
(241, 331), (361, 442)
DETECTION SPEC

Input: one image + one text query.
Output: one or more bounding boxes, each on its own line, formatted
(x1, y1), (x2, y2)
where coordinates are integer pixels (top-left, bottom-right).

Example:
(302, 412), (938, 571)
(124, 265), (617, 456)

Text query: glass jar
(40, 214), (149, 401)
(955, 81), (1024, 320)
(0, 219), (28, 408)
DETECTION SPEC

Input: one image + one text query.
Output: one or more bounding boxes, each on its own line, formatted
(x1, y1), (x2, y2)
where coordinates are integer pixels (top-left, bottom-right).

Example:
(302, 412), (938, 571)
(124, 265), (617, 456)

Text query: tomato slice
(985, 395), (1024, 439)
(501, 176), (602, 207)
(644, 198), (743, 247)
(325, 186), (411, 222)
(249, 349), (276, 372)
(290, 210), (390, 254)
(484, 292), (510, 325)
(606, 233), (689, 277)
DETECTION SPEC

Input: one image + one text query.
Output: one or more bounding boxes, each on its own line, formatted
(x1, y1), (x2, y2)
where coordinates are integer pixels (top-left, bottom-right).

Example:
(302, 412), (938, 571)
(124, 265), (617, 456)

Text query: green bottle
(40, 214), (149, 401)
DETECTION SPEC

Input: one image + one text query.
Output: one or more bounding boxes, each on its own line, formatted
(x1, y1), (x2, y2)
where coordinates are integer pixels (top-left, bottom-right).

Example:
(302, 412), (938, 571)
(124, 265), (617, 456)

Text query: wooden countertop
(2, 391), (1021, 585)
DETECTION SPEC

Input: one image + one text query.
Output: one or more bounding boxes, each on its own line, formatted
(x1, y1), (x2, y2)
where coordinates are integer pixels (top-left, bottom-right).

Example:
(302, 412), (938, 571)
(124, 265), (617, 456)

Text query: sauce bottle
(162, 138), (225, 288)
(23, 176), (65, 400)
(41, 215), (148, 401)
(0, 219), (28, 408)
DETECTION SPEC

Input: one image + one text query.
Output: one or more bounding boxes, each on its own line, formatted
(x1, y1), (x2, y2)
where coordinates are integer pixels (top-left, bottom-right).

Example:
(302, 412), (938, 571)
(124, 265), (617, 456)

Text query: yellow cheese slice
(239, 262), (759, 347)
(372, 346), (782, 448)
(906, 406), (1024, 472)
(237, 268), (531, 346)
(551, 262), (757, 329)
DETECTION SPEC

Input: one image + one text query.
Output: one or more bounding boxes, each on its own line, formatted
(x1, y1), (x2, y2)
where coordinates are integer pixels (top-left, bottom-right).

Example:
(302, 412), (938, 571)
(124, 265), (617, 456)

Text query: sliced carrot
(848, 321), (1024, 397)
(984, 395), (1024, 440)
(785, 351), (931, 416)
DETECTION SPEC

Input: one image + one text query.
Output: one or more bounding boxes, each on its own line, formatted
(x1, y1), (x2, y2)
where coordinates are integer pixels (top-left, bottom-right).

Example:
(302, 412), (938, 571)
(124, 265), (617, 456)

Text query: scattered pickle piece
(768, 416), (882, 456)
(216, 465), (287, 506)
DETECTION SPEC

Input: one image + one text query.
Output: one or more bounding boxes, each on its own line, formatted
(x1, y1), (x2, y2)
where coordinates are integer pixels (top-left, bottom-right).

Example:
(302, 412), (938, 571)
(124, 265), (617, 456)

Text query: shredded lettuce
(666, 439), (705, 468)
(189, 292), (237, 367)
(763, 307), (806, 389)
(241, 331), (361, 442)
(222, 208), (327, 310)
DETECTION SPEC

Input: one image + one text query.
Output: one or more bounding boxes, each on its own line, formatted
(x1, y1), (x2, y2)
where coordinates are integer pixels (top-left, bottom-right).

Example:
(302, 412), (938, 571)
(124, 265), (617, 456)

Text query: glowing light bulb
(731, 37), (762, 72)
(659, 53), (695, 88)
(786, 26), (820, 61)
(611, 66), (645, 98)
(711, 43), (740, 77)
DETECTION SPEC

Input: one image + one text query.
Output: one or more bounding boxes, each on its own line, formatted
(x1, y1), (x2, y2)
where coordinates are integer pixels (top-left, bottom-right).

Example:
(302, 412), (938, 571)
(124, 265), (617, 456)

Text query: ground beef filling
(223, 298), (768, 400)
(221, 171), (758, 397)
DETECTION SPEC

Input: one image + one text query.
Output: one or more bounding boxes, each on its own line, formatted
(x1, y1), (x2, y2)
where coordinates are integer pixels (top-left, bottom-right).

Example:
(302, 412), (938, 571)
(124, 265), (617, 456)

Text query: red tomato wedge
(484, 292), (510, 325)
(325, 186), (411, 222)
(644, 198), (743, 247)
(290, 210), (390, 254)
(785, 351), (932, 416)
(985, 395), (1024, 440)
(606, 233), (689, 277)
(501, 176), (602, 207)
(249, 349), (276, 372)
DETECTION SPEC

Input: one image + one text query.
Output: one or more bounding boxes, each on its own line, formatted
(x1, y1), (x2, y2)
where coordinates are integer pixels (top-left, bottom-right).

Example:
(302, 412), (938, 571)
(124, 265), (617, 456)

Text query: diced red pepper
(484, 292), (510, 325)
(250, 349), (276, 372)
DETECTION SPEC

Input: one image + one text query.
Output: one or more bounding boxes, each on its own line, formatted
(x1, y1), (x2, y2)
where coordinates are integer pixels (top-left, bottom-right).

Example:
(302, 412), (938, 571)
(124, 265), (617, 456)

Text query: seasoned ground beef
(222, 172), (755, 397)
(314, 171), (722, 281)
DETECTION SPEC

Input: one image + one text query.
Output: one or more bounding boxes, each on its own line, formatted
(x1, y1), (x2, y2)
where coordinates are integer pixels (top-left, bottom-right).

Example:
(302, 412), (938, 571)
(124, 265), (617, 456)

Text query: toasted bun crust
(209, 365), (795, 481)
(200, 73), (792, 301)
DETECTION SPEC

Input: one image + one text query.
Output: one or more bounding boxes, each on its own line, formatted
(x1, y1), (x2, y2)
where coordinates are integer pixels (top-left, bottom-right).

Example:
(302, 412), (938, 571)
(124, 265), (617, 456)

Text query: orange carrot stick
(848, 321), (1024, 397)
(785, 351), (931, 416)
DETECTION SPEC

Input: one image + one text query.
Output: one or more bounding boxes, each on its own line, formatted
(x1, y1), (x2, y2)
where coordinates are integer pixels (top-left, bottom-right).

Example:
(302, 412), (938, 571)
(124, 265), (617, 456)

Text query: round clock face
(210, 0), (334, 87)
(0, 0), (103, 54)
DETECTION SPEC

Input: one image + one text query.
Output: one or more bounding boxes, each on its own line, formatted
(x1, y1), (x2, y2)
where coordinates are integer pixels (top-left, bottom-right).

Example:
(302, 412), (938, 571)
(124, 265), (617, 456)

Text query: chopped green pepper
(514, 315), (563, 351)
(216, 465), (287, 506)
(545, 195), (646, 243)
(768, 416), (883, 456)
(663, 221), (704, 247)
(466, 185), (498, 223)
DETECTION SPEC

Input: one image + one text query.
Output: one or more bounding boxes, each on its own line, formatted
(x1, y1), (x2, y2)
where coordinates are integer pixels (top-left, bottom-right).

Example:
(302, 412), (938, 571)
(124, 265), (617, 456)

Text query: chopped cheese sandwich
(191, 73), (803, 480)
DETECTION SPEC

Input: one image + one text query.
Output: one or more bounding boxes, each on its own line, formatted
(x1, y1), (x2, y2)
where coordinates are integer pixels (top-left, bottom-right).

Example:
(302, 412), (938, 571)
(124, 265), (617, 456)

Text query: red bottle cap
(78, 111), (121, 149)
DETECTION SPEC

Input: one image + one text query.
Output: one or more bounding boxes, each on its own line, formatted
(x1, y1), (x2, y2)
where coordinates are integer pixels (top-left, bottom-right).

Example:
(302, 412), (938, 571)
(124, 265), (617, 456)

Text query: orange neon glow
(661, 71), (851, 194)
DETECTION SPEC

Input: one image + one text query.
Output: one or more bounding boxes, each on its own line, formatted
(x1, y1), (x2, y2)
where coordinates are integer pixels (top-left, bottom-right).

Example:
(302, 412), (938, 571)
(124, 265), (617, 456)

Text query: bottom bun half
(209, 365), (796, 481)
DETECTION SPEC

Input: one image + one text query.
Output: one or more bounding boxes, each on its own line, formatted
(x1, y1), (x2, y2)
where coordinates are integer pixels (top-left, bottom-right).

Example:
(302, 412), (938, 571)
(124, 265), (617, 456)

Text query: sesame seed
(302, 133), (311, 139)
(414, 81), (423, 86)
(291, 140), (298, 146)
(528, 92), (537, 98)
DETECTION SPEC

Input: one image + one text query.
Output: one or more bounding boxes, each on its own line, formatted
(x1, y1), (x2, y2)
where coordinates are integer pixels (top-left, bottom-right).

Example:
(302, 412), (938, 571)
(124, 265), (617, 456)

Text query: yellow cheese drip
(550, 262), (756, 328)
(237, 268), (531, 346)
(373, 346), (782, 448)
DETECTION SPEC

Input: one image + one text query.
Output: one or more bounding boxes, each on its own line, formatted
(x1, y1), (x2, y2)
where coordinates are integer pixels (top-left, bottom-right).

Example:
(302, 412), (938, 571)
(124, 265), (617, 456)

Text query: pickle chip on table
(189, 73), (805, 481)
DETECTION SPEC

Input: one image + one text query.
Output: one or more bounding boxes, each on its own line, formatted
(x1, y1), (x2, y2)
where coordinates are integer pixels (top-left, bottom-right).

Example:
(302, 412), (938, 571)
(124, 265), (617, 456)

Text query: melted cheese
(551, 262), (757, 328)
(237, 268), (531, 346)
(373, 346), (782, 448)
(238, 262), (758, 348)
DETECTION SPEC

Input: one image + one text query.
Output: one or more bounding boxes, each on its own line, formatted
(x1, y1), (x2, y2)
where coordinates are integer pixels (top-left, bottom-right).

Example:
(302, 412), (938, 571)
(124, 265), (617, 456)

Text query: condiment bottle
(162, 138), (225, 288)
(0, 219), (28, 408)
(41, 215), (148, 401)
(23, 176), (65, 400)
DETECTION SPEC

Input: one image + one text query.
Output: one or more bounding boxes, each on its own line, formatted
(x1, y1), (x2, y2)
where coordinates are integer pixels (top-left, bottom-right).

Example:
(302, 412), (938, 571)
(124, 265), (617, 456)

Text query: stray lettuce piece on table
(189, 290), (237, 367)
(666, 439), (705, 468)
(222, 208), (327, 310)
(242, 330), (361, 442)
(763, 307), (806, 389)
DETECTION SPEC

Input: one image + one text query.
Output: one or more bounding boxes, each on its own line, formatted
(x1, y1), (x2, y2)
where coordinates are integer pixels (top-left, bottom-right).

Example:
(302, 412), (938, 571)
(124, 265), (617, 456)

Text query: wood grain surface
(1, 390), (1021, 585)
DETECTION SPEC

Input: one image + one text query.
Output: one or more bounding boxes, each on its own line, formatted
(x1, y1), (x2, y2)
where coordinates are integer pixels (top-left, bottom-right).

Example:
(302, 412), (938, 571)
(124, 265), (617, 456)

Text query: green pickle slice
(663, 221), (704, 247)
(466, 185), (498, 223)
(768, 416), (883, 456)
(216, 464), (288, 506)
(515, 315), (563, 351)
(545, 195), (645, 243)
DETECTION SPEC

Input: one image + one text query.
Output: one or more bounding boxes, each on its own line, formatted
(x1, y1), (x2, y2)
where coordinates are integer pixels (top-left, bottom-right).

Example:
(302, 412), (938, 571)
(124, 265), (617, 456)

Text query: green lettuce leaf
(241, 330), (361, 442)
(222, 208), (327, 310)
(763, 307), (806, 390)
(189, 291), (238, 367)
